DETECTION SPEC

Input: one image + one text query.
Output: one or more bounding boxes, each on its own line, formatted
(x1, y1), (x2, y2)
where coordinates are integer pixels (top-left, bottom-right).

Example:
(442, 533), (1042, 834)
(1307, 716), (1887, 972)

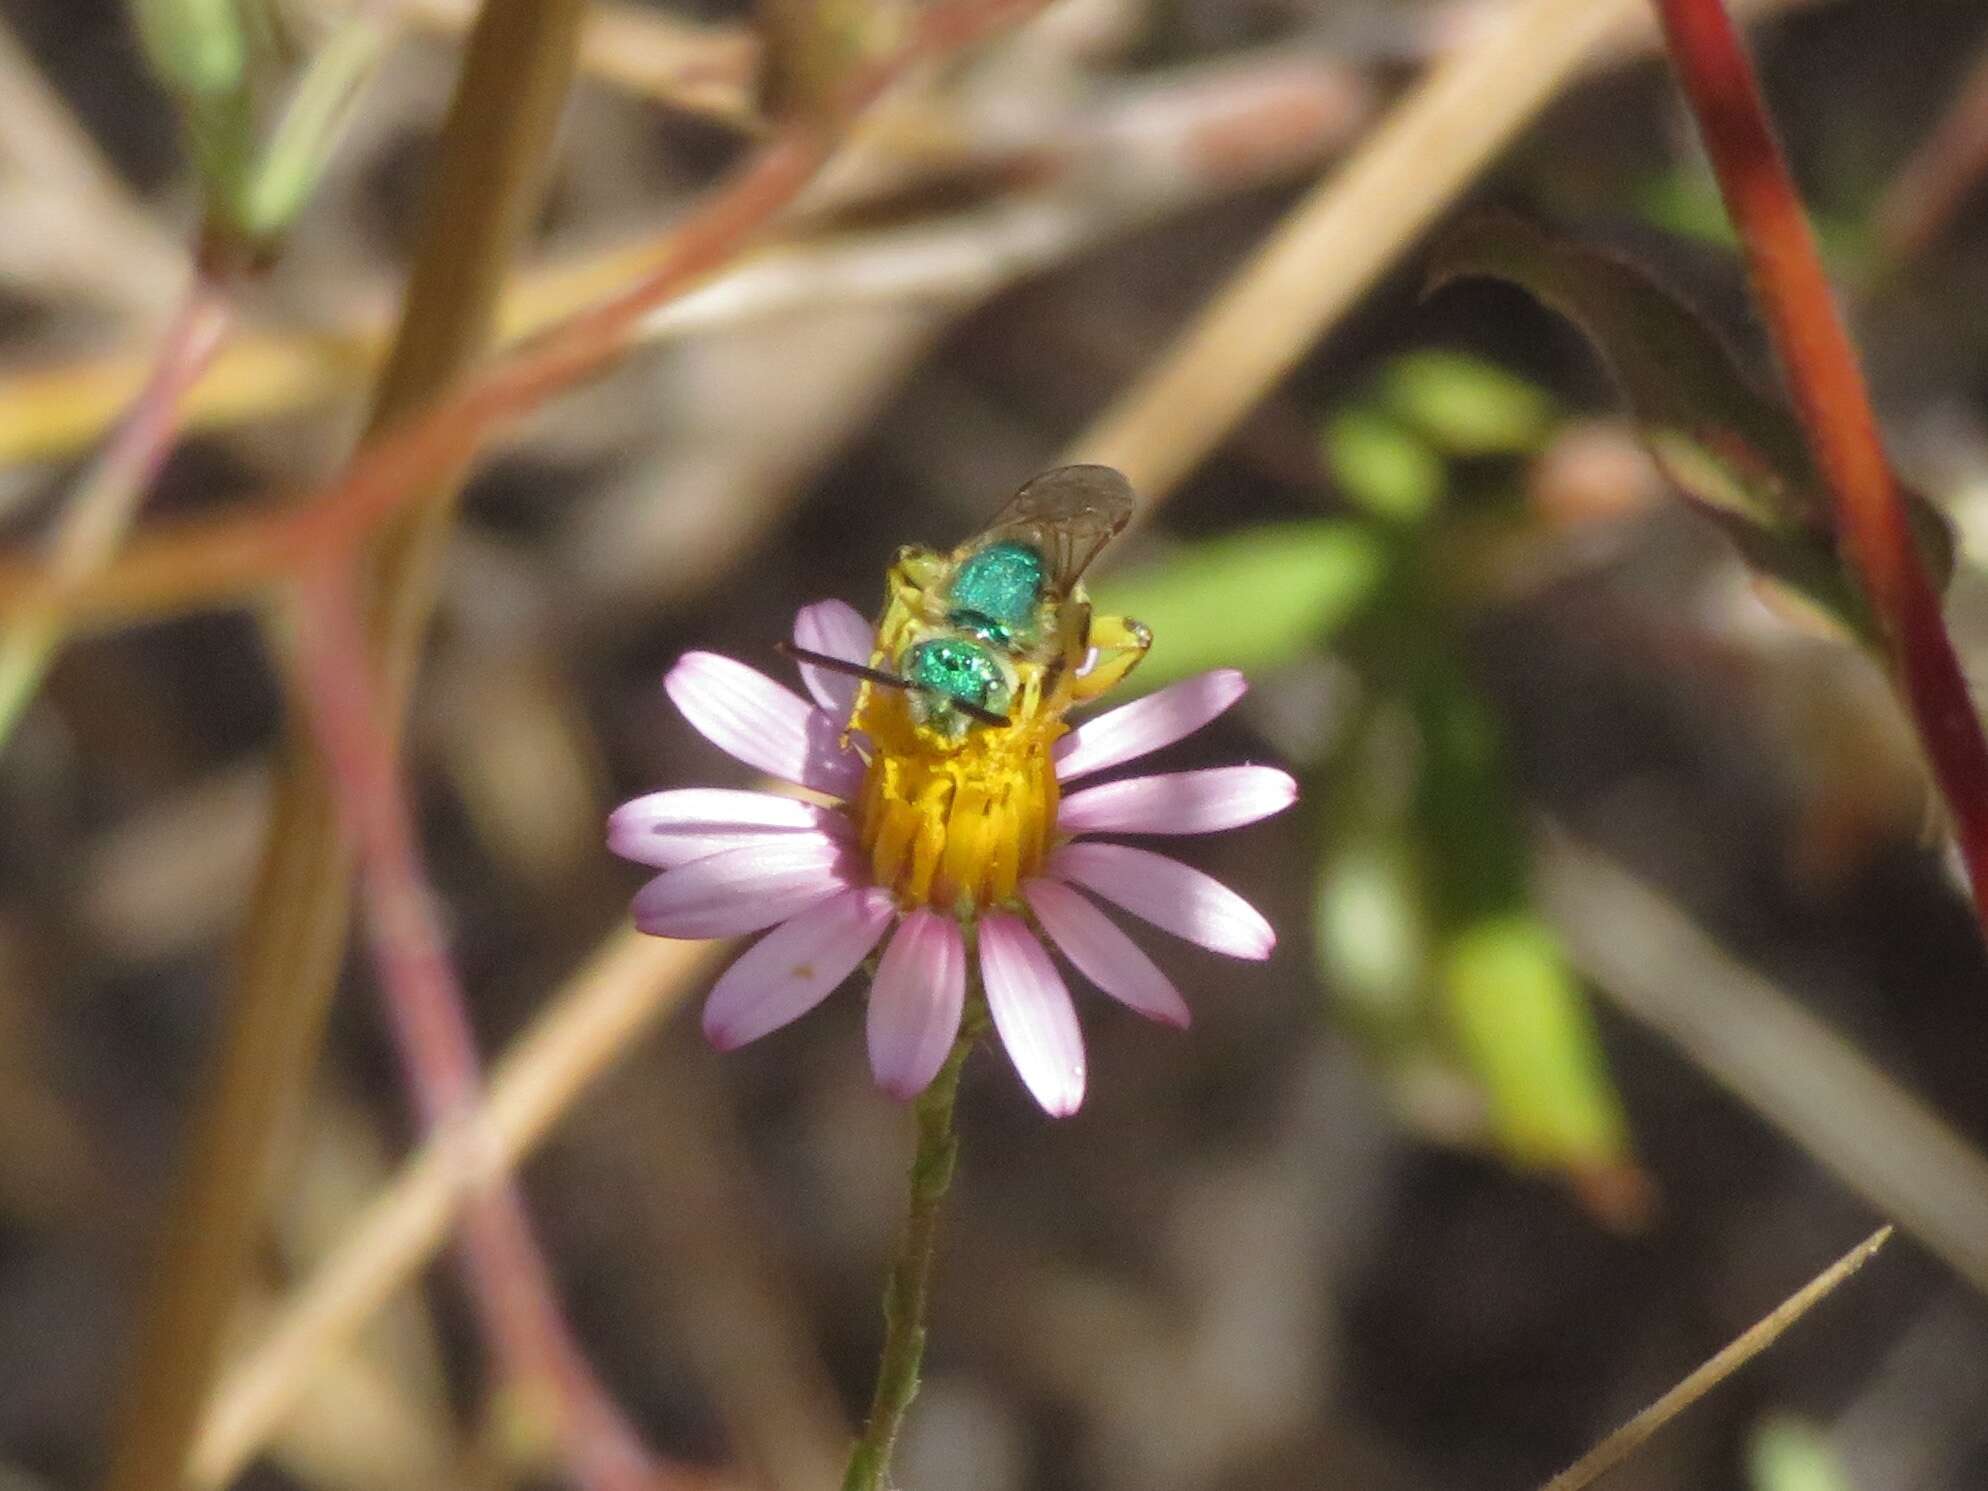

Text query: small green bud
(131, 0), (247, 99)
(1380, 349), (1554, 458)
(1324, 407), (1445, 524)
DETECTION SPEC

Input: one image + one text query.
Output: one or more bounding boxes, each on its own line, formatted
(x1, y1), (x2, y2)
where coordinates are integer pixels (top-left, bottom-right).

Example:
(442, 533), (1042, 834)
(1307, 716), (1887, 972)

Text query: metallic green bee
(782, 465), (1153, 742)
(880, 464), (1152, 740)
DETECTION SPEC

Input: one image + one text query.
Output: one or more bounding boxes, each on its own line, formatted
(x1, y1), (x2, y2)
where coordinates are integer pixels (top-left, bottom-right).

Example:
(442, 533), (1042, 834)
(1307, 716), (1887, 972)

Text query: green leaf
(1091, 522), (1387, 688)
(237, 12), (394, 237)
(1634, 167), (1739, 250)
(1746, 1416), (1853, 1491)
(1438, 914), (1633, 1174)
(1378, 349), (1555, 458)
(1316, 833), (1429, 1024)
(1324, 407), (1446, 523)
(1428, 215), (1954, 641)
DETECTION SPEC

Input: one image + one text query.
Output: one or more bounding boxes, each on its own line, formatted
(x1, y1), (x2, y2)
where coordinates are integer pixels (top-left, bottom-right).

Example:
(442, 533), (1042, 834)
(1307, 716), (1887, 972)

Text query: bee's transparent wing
(978, 464), (1135, 593)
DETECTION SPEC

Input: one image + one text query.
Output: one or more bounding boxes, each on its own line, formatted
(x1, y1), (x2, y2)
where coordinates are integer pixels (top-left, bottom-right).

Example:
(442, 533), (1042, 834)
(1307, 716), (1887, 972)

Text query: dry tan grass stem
(1541, 1226), (1892, 1491)
(1064, 0), (1643, 493)
(193, 930), (721, 1486)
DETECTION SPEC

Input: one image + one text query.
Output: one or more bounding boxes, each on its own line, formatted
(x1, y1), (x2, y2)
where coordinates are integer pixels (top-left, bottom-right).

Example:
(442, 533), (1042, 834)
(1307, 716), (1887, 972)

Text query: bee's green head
(946, 539), (1045, 643)
(902, 635), (1013, 735)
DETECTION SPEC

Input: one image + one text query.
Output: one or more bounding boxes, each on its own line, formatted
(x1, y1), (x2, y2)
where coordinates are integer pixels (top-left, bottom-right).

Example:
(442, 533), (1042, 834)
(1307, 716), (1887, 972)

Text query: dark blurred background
(4, 0), (1988, 1488)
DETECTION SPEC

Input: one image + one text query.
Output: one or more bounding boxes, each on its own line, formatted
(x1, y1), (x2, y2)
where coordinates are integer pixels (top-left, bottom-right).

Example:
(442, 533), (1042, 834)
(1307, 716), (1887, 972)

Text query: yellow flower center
(850, 684), (1064, 918)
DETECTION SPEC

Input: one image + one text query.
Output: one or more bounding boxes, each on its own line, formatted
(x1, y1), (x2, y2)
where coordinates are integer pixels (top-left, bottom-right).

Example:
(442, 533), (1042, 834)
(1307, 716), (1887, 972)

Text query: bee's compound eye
(904, 637), (1011, 715)
(948, 541), (1045, 633)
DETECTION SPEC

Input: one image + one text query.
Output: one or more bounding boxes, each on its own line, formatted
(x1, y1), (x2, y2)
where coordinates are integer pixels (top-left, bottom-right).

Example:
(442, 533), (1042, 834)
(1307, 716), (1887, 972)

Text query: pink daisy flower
(609, 599), (1295, 1116)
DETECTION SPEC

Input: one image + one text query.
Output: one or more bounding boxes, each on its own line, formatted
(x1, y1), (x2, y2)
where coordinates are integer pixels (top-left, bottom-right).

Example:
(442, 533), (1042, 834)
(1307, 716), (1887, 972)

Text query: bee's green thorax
(904, 636), (1012, 729)
(946, 540), (1045, 643)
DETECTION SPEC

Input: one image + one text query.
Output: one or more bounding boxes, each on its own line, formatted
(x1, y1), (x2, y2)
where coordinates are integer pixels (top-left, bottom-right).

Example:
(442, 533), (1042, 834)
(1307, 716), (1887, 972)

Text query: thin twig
(322, 0), (761, 125)
(1653, 0), (1988, 932)
(1540, 1226), (1892, 1491)
(1047, 0), (1827, 505)
(1539, 833), (1988, 1294)
(283, 562), (662, 1489)
(0, 48), (1366, 471)
(1871, 32), (1988, 265)
(193, 928), (720, 1486)
(0, 273), (233, 747)
(1064, 0), (1641, 493)
(334, 0), (1820, 132)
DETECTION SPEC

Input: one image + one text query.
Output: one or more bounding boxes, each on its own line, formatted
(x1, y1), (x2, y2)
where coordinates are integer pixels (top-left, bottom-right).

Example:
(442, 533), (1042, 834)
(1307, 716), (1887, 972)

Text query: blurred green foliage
(127, 0), (389, 248)
(1314, 831), (1427, 1023)
(1324, 408), (1445, 524)
(1378, 349), (1556, 459)
(1091, 522), (1387, 688)
(1746, 1415), (1854, 1491)
(1634, 166), (1740, 250)
(1441, 915), (1629, 1171)
(1096, 345), (1638, 1196)
(132, 0), (247, 98)
(1635, 164), (1870, 275)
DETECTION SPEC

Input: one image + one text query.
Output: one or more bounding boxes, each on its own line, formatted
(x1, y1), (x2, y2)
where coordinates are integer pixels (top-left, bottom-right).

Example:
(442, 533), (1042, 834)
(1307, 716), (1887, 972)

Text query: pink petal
(1054, 670), (1249, 782)
(631, 834), (852, 938)
(608, 788), (851, 868)
(1047, 842), (1275, 960)
(979, 911), (1086, 1117)
(1057, 766), (1297, 838)
(1023, 878), (1190, 1028)
(866, 909), (966, 1099)
(701, 886), (896, 1050)
(666, 652), (862, 798)
(793, 599), (876, 722)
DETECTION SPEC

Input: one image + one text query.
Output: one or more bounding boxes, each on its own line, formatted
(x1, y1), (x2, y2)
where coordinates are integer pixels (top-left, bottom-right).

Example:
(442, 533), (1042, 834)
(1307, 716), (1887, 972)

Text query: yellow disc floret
(853, 682), (1063, 916)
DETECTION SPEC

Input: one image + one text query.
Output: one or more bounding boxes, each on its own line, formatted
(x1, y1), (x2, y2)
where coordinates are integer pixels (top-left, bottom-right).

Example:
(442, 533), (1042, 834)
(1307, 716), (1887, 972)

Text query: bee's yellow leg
(1070, 614), (1151, 701)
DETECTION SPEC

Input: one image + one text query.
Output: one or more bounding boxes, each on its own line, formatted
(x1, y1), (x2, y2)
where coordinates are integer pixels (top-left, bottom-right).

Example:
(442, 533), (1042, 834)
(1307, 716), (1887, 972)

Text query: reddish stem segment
(286, 563), (669, 1491)
(1654, 0), (1988, 928)
(0, 274), (233, 740)
(58, 277), (235, 564)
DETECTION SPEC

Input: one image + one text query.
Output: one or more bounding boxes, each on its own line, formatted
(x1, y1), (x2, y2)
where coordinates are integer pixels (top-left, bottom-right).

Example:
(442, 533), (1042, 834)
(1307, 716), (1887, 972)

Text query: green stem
(841, 1006), (983, 1491)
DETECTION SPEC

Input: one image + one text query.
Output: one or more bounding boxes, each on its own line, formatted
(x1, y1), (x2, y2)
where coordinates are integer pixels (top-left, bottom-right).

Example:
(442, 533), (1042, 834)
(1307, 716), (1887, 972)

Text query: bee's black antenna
(778, 641), (908, 691)
(778, 641), (1009, 727)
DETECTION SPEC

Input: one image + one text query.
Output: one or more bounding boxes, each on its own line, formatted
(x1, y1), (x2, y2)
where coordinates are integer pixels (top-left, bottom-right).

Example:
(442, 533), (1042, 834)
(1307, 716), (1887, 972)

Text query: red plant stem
(54, 274), (234, 566)
(0, 0), (1047, 626)
(285, 561), (670, 1491)
(1654, 0), (1988, 928)
(0, 271), (235, 738)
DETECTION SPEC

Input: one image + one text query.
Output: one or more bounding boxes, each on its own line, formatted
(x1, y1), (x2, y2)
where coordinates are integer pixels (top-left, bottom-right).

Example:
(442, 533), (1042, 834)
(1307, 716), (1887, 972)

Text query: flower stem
(842, 1007), (984, 1491)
